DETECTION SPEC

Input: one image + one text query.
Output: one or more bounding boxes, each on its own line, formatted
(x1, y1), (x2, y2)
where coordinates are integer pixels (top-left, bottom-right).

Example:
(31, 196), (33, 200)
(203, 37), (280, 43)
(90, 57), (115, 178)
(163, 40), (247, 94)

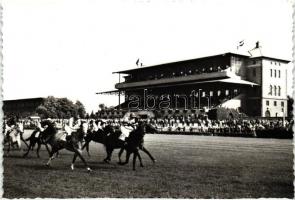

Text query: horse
(22, 127), (52, 158)
(82, 122), (157, 165)
(4, 126), (22, 155)
(104, 121), (158, 170)
(40, 120), (91, 172)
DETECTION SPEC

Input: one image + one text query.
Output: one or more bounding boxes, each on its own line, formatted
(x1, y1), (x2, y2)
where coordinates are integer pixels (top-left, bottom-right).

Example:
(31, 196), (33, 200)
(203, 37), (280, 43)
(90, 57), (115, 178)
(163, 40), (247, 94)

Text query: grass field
(3, 130), (294, 198)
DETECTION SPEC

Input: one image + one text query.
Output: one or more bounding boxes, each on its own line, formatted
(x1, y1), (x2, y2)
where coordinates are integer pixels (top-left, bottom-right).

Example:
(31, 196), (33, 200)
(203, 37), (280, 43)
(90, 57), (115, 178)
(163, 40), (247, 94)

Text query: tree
(99, 103), (106, 110)
(36, 96), (87, 119)
(75, 100), (86, 118)
(90, 111), (95, 119)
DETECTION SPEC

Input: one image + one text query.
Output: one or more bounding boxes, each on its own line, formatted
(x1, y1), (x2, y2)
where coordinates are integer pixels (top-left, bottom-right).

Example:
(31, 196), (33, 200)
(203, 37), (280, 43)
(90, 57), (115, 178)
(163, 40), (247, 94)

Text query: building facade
(101, 44), (290, 118)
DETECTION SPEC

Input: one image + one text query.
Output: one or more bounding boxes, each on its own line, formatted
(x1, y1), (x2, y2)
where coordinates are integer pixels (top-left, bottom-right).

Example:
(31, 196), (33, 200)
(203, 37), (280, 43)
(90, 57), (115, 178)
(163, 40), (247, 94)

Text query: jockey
(89, 120), (99, 133)
(119, 113), (138, 141)
(64, 116), (81, 136)
(5, 117), (17, 136)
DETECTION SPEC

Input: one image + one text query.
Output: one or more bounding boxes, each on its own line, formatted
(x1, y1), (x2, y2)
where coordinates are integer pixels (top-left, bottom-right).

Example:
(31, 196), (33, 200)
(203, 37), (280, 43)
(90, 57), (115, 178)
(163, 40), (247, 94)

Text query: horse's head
(103, 124), (116, 135)
(40, 120), (57, 142)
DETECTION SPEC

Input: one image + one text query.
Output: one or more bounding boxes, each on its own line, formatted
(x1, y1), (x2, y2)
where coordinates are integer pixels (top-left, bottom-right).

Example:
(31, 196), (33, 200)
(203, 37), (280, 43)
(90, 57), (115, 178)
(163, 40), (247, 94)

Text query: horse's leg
(36, 142), (41, 158)
(137, 150), (144, 167)
(86, 142), (90, 157)
(74, 149), (92, 172)
(140, 146), (156, 163)
(44, 143), (51, 157)
(21, 133), (29, 148)
(22, 143), (32, 157)
(119, 150), (131, 165)
(46, 148), (58, 166)
(71, 153), (78, 170)
(132, 151), (137, 171)
(55, 151), (59, 158)
(104, 147), (113, 163)
(118, 148), (124, 164)
(82, 141), (91, 157)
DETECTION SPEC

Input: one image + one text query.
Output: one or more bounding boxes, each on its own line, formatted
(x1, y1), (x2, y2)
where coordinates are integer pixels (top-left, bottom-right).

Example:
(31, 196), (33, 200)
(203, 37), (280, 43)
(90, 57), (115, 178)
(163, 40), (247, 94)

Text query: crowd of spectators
(5, 115), (293, 138)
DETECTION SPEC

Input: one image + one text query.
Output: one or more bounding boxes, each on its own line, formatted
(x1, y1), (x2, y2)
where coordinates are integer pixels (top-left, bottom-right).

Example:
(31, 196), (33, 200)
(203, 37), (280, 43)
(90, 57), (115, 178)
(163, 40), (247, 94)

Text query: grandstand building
(99, 43), (290, 118)
(3, 97), (45, 118)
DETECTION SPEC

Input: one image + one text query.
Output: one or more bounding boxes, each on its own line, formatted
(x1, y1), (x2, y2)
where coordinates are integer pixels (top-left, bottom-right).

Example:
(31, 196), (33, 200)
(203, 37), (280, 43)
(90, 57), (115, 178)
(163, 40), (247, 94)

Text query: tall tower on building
(246, 42), (289, 117)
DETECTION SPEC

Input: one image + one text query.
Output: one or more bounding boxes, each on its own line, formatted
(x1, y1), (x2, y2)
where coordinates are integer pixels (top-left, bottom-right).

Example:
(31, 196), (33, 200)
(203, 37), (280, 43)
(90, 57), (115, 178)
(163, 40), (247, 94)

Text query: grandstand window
(233, 89), (238, 95)
(281, 101), (284, 107)
(274, 86), (277, 96)
(274, 101), (277, 106)
(225, 90), (229, 96)
(209, 91), (213, 97)
(217, 90), (221, 96)
(269, 85), (272, 95)
(278, 70), (281, 78)
(279, 63), (281, 66)
(270, 69), (272, 77)
(274, 70), (277, 78)
(270, 61), (273, 64)
(266, 100), (269, 106)
(278, 86), (281, 96)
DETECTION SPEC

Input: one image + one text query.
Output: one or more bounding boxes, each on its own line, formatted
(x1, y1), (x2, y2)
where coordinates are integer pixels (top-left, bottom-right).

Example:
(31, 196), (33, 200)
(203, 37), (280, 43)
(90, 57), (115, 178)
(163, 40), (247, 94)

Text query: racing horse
(82, 122), (157, 165)
(4, 125), (22, 155)
(41, 120), (91, 172)
(22, 126), (52, 158)
(104, 121), (158, 170)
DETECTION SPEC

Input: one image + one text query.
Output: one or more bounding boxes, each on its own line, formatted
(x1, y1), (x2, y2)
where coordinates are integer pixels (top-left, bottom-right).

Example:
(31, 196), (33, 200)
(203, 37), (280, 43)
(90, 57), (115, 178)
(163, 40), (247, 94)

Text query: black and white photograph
(1, 0), (294, 198)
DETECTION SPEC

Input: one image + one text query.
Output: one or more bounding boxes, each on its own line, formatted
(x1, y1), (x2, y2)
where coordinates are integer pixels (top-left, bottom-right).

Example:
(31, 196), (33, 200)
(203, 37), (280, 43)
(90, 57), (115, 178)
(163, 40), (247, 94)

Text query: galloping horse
(41, 120), (91, 172)
(4, 125), (22, 155)
(104, 121), (158, 170)
(22, 126), (52, 158)
(82, 122), (157, 166)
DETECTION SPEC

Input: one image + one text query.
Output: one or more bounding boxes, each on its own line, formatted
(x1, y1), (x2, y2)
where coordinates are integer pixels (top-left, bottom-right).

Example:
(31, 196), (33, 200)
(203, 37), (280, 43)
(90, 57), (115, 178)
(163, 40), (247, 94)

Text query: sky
(2, 0), (294, 113)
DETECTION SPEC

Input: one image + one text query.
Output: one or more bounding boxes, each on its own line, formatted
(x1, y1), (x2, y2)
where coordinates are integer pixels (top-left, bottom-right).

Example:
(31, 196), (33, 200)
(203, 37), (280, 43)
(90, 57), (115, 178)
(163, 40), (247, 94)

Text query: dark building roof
(3, 97), (44, 103)
(113, 52), (249, 74)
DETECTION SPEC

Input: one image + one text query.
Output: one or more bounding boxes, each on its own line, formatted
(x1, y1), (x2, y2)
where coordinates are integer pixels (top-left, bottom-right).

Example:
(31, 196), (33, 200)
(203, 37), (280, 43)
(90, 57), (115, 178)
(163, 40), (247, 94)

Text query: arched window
(269, 85), (272, 95)
(278, 86), (281, 96)
(265, 109), (270, 117)
(274, 86), (277, 96)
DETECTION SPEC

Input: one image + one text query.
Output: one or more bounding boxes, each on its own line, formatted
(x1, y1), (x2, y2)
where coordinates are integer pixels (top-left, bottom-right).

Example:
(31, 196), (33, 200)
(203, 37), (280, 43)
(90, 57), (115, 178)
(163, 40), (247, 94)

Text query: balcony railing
(116, 70), (237, 89)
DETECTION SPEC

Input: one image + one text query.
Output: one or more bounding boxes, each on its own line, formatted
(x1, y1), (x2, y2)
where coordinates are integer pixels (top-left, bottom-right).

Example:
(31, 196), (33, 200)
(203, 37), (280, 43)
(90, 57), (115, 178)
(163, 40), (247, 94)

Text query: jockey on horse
(119, 112), (138, 142)
(64, 116), (82, 141)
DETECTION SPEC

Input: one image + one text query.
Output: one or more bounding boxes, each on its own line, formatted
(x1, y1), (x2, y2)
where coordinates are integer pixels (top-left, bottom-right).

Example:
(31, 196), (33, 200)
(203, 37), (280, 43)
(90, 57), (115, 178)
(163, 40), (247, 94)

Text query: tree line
(36, 96), (86, 119)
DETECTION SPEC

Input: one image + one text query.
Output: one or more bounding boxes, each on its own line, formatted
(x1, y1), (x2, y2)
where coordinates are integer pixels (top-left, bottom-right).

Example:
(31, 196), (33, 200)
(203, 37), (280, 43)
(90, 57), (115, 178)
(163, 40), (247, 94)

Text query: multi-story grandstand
(98, 43), (290, 118)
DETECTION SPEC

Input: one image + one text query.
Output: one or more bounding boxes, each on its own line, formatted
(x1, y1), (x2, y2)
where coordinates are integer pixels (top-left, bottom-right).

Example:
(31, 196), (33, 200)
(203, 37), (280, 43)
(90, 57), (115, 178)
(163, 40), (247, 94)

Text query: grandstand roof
(113, 52), (249, 74)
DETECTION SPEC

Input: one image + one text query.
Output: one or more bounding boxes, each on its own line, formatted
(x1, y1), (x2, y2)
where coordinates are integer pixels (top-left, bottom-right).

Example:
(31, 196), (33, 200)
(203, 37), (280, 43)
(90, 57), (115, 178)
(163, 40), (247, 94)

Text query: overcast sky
(2, 0), (293, 113)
